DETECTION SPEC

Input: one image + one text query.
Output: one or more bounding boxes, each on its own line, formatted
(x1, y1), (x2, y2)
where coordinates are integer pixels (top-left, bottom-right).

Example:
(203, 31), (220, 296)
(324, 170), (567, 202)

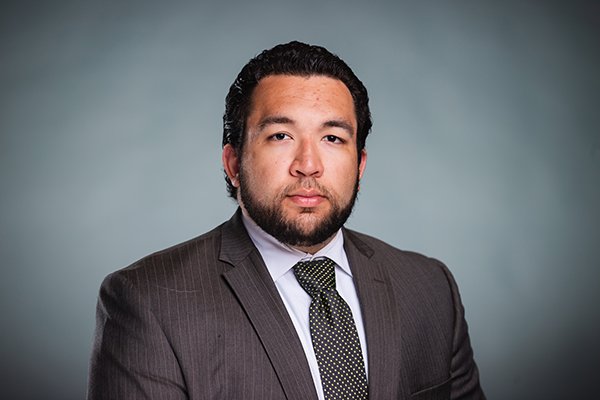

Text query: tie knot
(293, 257), (336, 297)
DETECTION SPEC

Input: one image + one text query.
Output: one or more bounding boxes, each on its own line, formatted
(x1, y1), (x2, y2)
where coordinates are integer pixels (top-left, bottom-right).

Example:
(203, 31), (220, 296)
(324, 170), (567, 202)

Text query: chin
(293, 219), (327, 236)
(291, 204), (330, 216)
(288, 210), (325, 225)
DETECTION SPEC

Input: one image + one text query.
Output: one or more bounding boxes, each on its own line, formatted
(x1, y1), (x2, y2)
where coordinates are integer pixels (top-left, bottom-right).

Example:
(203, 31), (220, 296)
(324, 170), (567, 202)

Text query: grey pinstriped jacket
(88, 209), (485, 399)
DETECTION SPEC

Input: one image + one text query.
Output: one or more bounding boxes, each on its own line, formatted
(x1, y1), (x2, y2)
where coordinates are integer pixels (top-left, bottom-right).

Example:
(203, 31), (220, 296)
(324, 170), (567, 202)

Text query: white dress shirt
(241, 212), (369, 400)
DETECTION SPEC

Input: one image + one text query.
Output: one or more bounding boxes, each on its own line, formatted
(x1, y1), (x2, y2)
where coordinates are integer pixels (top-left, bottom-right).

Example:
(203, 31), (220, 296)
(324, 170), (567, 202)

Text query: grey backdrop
(1, 1), (598, 399)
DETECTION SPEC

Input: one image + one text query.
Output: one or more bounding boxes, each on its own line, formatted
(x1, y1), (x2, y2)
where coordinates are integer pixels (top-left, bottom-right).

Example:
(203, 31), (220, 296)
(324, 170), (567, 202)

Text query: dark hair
(222, 41), (372, 199)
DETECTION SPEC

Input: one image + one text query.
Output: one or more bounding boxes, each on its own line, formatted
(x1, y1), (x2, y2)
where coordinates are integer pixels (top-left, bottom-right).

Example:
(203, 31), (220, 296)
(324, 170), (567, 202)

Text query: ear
(358, 148), (367, 180)
(222, 144), (240, 187)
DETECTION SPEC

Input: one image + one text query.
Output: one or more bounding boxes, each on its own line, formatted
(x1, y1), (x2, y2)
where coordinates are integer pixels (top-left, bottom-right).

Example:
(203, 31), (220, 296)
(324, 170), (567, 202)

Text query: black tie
(293, 257), (368, 400)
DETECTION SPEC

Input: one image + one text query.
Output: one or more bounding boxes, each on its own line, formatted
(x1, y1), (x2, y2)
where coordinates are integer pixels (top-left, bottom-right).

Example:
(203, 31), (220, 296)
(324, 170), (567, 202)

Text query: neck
(290, 234), (336, 255)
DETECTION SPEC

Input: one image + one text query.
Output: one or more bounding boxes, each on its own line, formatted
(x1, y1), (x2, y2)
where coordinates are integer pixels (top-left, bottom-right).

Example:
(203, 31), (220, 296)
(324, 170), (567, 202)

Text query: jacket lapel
(343, 228), (406, 398)
(220, 210), (318, 400)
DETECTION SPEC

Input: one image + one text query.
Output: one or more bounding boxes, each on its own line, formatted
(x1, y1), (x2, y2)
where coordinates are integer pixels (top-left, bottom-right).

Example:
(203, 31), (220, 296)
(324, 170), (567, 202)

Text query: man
(88, 41), (485, 399)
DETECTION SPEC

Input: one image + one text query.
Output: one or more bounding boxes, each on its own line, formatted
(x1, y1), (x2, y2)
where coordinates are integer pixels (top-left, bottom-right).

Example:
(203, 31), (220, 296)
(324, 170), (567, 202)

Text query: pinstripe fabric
(88, 209), (485, 399)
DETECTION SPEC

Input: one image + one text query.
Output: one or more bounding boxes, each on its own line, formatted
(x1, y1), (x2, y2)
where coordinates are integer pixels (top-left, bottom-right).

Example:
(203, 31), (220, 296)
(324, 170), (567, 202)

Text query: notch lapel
(220, 210), (318, 400)
(343, 229), (407, 398)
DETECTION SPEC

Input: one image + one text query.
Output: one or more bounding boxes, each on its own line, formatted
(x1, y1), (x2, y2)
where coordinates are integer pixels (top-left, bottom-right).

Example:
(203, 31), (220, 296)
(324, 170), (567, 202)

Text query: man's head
(222, 41), (372, 199)
(222, 41), (372, 252)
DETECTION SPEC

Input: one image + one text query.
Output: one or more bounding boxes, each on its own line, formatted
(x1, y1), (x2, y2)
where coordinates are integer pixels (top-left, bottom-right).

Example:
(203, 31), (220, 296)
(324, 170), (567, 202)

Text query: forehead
(248, 74), (356, 119)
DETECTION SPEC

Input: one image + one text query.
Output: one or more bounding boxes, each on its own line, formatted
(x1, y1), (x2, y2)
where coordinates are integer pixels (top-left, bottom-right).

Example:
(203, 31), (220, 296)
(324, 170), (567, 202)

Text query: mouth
(286, 190), (327, 207)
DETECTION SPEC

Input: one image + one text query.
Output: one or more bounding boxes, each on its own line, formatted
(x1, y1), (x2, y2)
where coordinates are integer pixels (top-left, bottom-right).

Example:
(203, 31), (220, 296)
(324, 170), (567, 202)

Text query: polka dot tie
(293, 257), (369, 400)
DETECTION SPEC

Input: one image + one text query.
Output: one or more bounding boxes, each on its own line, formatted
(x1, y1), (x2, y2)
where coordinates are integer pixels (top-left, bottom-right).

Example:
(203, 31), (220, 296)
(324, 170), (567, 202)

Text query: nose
(290, 139), (323, 178)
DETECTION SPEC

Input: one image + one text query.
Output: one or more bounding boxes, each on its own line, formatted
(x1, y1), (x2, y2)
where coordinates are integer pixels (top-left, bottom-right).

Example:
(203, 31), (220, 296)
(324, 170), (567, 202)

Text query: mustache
(282, 178), (332, 198)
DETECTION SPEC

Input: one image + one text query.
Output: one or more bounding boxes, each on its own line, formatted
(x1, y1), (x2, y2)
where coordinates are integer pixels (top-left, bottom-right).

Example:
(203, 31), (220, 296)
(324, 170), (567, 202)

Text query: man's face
(223, 74), (367, 252)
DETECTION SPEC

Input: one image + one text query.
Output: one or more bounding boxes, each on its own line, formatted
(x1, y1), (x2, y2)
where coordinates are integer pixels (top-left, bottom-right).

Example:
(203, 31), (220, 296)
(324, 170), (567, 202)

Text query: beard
(238, 170), (360, 248)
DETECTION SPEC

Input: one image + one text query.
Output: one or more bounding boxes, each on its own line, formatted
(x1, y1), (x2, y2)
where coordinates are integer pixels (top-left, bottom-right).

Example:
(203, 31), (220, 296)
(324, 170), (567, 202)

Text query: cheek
(249, 150), (291, 180)
(242, 157), (284, 195)
(328, 159), (359, 185)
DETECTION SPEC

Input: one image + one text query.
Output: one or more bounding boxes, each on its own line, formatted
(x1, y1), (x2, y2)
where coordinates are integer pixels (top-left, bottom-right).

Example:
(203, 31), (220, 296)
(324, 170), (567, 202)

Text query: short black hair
(222, 41), (372, 199)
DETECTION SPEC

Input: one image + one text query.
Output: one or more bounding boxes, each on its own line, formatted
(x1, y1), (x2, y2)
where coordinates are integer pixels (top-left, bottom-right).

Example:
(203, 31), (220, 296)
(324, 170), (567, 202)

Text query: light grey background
(1, 1), (598, 399)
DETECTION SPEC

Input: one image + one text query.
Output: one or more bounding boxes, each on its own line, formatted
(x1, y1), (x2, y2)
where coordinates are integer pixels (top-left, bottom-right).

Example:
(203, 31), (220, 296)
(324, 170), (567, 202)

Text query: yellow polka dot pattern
(293, 257), (369, 400)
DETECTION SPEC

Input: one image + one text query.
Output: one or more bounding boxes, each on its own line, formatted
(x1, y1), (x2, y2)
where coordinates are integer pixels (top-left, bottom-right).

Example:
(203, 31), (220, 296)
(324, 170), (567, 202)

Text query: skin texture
(222, 75), (367, 254)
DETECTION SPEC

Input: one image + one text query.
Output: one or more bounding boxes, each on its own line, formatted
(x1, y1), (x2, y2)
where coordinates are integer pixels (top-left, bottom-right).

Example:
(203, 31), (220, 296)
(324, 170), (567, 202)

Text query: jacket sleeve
(441, 263), (486, 400)
(87, 271), (187, 400)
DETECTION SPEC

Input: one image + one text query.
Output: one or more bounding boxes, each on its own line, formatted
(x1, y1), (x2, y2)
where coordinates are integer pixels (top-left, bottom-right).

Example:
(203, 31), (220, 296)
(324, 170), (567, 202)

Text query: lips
(286, 189), (326, 207)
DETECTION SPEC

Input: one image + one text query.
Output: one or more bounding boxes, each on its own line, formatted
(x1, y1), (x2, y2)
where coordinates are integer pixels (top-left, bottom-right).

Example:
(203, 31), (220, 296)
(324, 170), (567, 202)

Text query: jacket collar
(343, 228), (405, 398)
(219, 209), (318, 400)
(219, 210), (401, 398)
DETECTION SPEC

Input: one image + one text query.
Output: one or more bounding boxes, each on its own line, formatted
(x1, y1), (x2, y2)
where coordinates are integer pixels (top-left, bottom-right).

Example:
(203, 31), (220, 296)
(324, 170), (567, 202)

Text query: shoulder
(344, 227), (467, 334)
(344, 227), (447, 269)
(343, 228), (455, 288)
(102, 221), (228, 294)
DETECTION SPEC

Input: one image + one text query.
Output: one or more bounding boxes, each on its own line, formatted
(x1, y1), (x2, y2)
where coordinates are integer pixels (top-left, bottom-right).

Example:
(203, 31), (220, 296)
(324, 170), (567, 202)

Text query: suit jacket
(88, 209), (485, 399)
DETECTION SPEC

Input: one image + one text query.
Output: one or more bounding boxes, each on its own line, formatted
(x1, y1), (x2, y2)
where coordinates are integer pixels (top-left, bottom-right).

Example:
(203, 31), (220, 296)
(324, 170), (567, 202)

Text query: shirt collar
(241, 210), (351, 282)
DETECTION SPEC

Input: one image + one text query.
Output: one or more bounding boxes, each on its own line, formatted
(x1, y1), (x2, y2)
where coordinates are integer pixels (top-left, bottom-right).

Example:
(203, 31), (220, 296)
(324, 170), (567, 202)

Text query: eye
(269, 132), (290, 141)
(323, 135), (343, 143)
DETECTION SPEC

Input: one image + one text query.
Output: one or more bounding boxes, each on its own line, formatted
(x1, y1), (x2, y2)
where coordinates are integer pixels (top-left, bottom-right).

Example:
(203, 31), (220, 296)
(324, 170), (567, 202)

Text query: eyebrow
(257, 116), (294, 131)
(257, 116), (355, 136)
(323, 119), (354, 136)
